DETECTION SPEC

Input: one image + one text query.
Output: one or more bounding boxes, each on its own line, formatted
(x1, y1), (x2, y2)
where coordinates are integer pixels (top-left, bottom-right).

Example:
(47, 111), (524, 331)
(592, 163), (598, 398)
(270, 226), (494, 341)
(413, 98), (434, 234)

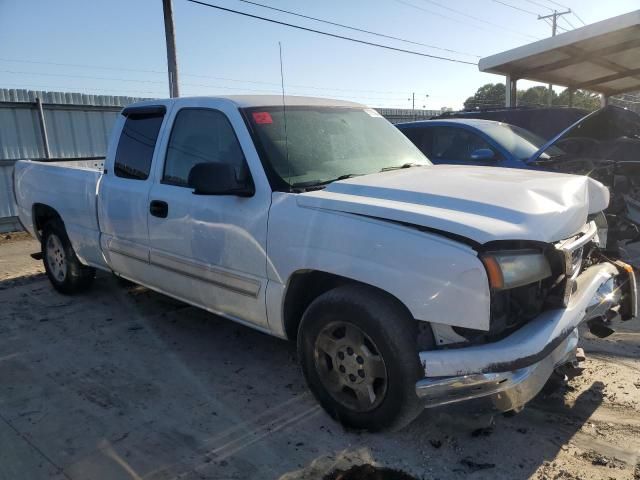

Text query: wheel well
(282, 271), (418, 342)
(32, 204), (62, 240)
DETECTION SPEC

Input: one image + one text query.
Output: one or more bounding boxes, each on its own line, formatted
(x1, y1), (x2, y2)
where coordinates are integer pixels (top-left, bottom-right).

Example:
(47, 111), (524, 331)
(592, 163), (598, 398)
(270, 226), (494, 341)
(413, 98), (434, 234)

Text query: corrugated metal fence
(0, 88), (441, 232)
(0, 89), (147, 232)
(375, 108), (441, 124)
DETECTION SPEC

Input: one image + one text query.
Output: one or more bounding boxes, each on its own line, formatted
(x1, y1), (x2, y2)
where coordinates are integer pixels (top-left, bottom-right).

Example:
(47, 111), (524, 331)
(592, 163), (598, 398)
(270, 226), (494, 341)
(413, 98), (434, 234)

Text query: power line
(0, 69), (415, 102)
(491, 0), (539, 16)
(572, 11), (587, 26)
(0, 82), (165, 96)
(561, 15), (576, 29)
(0, 69), (429, 102)
(0, 58), (418, 96)
(537, 0), (587, 25)
(0, 57), (166, 75)
(418, 0), (540, 40)
(0, 81), (414, 105)
(232, 0), (480, 58)
(185, 0), (477, 65)
(0, 69), (167, 85)
(524, 0), (553, 11)
(396, 0), (539, 41)
(543, 0), (571, 10)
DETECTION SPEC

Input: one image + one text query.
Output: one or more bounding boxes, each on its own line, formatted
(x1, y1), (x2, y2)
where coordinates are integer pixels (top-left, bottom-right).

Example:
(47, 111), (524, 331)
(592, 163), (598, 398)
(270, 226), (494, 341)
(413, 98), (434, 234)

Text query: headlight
(481, 250), (552, 290)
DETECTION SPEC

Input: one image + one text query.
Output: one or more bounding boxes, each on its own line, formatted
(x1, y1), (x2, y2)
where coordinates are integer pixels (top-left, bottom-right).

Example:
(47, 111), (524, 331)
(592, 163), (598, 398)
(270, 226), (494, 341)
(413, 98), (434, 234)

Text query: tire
(41, 220), (95, 294)
(297, 284), (425, 432)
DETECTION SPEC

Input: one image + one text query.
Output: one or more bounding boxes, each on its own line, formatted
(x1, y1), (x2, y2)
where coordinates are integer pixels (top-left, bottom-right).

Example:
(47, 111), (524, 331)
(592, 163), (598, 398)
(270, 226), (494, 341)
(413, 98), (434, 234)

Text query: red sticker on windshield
(252, 112), (273, 124)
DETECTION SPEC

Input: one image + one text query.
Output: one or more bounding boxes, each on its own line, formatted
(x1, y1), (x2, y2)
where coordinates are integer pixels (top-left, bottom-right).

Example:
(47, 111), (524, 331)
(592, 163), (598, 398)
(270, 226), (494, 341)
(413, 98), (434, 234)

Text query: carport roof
(478, 10), (640, 96)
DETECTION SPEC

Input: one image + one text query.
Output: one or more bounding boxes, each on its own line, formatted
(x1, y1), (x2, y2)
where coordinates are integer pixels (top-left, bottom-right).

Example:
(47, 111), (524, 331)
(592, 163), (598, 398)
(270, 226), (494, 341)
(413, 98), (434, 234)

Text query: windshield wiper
(380, 163), (424, 172)
(291, 173), (363, 191)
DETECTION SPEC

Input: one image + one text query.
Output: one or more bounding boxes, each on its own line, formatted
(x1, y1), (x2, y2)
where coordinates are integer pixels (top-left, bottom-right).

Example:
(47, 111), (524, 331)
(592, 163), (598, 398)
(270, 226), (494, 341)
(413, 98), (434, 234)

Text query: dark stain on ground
(322, 464), (418, 480)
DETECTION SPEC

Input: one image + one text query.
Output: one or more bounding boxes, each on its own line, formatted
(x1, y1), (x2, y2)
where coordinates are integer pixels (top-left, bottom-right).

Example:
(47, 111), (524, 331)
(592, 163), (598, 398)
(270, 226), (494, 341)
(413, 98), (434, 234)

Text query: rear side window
(162, 108), (246, 187)
(400, 127), (434, 158)
(114, 113), (164, 180)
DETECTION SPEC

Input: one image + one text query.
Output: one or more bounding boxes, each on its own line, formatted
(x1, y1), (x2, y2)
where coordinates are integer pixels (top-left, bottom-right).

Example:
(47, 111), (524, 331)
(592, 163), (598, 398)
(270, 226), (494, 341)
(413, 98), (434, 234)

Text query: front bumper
(416, 260), (637, 411)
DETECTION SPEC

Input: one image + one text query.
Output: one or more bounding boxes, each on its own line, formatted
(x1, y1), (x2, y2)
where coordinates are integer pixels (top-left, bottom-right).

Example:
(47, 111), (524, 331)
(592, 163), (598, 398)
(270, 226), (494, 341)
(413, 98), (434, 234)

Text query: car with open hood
(397, 106), (640, 266)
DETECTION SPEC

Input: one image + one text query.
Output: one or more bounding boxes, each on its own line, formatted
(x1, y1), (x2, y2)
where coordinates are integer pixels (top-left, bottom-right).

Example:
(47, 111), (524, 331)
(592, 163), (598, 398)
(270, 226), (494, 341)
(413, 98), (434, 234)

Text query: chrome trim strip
(556, 221), (598, 254)
(106, 237), (150, 263)
(556, 221), (598, 305)
(150, 249), (261, 298)
(114, 272), (271, 335)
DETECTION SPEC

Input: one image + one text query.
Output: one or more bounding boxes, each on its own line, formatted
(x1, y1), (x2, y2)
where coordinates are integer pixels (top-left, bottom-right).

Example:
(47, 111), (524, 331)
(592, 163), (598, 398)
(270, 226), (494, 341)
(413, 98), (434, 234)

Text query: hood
(528, 105), (640, 163)
(297, 165), (609, 245)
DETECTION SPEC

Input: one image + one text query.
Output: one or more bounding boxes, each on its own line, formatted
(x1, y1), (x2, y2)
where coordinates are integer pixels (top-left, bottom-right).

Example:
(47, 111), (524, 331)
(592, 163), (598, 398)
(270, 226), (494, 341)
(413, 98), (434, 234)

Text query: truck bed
(14, 160), (108, 269)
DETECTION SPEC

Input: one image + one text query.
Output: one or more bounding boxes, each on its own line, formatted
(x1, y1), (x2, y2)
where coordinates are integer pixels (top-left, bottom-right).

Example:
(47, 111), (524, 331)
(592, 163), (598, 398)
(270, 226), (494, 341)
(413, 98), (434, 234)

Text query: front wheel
(42, 220), (95, 294)
(297, 284), (425, 431)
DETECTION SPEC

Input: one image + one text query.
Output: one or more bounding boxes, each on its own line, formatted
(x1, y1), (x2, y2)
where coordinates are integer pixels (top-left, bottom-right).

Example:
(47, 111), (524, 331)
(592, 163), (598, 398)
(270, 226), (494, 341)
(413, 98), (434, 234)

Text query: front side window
(114, 113), (164, 180)
(431, 126), (495, 162)
(163, 109), (246, 187)
(244, 106), (429, 190)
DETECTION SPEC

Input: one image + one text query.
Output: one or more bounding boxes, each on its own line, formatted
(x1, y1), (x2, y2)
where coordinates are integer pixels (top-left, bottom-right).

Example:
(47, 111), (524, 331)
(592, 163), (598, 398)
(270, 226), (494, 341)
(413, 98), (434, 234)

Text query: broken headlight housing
(481, 250), (552, 291)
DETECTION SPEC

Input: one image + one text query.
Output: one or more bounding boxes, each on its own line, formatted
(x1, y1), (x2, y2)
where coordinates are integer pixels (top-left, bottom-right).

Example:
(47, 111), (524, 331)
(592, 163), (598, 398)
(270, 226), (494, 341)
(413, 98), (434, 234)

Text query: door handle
(149, 200), (169, 218)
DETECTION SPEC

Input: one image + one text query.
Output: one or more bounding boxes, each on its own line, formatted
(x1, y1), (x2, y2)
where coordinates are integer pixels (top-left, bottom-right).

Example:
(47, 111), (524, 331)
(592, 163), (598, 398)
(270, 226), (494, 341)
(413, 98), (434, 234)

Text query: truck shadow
(0, 272), (617, 480)
(119, 279), (608, 480)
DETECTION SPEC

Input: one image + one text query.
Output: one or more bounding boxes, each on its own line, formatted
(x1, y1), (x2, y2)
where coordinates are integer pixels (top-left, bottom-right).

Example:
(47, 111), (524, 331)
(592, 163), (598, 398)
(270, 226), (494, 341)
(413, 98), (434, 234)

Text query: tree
(463, 83), (601, 111)
(520, 86), (556, 107)
(463, 83), (505, 110)
(554, 89), (600, 111)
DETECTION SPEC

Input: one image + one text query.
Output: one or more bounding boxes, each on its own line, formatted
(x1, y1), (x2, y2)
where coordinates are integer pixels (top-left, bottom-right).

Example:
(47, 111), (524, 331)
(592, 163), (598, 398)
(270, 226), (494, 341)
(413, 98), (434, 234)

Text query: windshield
(244, 106), (430, 190)
(483, 123), (564, 160)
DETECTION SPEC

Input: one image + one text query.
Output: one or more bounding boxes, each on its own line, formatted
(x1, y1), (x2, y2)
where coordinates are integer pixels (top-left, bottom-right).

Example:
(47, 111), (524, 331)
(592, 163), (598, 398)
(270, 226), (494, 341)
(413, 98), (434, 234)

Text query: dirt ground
(1, 236), (639, 480)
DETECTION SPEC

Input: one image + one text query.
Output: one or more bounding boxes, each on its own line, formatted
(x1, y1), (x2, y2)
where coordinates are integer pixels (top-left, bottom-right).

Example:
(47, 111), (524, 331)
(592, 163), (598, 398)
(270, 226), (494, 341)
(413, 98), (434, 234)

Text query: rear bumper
(416, 260), (637, 411)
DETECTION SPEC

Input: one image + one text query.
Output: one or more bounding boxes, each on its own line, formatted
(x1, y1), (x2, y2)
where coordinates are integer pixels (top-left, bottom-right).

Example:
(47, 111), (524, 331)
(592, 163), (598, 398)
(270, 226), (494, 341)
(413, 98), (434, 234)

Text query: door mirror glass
(188, 162), (254, 196)
(470, 148), (496, 161)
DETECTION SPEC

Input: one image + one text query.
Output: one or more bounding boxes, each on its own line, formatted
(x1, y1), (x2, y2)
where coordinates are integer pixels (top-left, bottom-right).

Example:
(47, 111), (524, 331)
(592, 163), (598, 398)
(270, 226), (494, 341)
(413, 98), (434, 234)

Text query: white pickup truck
(13, 96), (637, 431)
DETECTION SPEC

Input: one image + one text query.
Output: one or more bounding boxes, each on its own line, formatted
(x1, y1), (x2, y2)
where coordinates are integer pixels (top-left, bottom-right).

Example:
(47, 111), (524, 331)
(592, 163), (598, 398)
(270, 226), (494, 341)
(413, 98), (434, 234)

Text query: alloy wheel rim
(313, 321), (388, 412)
(46, 234), (67, 283)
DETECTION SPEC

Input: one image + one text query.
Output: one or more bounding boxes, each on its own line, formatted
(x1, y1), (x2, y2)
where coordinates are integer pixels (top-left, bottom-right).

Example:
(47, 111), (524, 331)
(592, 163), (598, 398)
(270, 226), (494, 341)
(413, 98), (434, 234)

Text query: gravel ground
(0, 236), (638, 480)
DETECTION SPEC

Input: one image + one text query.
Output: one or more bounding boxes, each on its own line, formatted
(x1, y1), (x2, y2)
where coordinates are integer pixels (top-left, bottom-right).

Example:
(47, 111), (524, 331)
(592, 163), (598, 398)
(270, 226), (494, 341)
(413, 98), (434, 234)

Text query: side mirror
(470, 148), (496, 161)
(188, 162), (254, 197)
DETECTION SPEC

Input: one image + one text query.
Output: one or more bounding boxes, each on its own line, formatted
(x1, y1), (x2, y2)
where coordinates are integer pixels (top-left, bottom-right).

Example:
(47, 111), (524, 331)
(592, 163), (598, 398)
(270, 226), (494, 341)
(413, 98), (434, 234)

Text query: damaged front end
(527, 105), (640, 266)
(415, 219), (637, 412)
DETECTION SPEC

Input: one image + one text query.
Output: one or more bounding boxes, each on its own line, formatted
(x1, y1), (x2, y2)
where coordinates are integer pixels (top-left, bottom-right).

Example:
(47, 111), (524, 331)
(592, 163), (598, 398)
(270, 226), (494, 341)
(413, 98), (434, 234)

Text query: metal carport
(478, 10), (640, 107)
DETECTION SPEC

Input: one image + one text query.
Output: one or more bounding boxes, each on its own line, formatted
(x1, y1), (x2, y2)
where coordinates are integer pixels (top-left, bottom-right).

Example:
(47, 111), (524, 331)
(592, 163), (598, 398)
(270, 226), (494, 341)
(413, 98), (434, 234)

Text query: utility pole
(412, 92), (415, 120)
(409, 93), (429, 121)
(162, 0), (180, 98)
(538, 9), (571, 106)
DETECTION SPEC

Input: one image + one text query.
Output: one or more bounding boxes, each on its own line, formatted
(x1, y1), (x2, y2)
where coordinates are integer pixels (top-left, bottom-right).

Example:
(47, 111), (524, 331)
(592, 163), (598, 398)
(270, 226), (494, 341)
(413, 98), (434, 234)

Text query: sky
(0, 0), (637, 110)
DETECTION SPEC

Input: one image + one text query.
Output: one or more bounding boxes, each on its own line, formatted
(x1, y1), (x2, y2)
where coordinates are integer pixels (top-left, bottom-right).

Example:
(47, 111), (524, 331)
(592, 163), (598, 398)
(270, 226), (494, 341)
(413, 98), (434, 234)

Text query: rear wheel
(42, 220), (95, 294)
(298, 284), (425, 431)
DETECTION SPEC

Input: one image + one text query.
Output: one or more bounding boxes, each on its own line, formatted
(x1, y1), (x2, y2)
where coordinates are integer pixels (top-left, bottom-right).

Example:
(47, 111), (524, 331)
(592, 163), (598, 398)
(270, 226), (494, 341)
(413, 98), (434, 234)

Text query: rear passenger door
(98, 105), (168, 281)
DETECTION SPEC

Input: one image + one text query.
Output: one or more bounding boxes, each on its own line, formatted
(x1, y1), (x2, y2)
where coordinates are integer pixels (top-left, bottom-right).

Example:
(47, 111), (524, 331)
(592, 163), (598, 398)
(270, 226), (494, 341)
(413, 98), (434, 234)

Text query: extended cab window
(114, 113), (164, 180)
(163, 109), (246, 187)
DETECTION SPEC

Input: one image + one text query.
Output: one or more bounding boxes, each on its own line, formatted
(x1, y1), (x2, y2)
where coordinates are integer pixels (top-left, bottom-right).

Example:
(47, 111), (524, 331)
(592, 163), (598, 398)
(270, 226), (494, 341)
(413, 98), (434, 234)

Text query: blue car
(396, 118), (559, 168)
(397, 108), (640, 264)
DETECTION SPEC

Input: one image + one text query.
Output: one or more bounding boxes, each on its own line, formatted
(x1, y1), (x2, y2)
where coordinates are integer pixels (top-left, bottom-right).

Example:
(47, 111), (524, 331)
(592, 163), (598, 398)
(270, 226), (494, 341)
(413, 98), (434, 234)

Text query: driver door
(146, 99), (271, 329)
